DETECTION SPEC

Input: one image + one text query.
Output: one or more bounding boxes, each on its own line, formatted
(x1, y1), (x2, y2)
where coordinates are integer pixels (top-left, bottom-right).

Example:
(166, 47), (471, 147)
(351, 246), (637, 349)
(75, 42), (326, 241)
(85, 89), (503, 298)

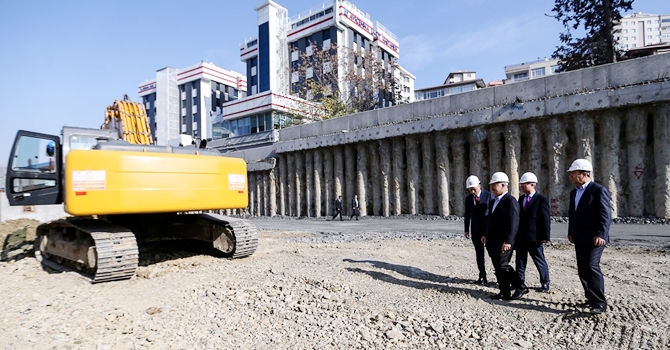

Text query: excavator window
(10, 135), (58, 193)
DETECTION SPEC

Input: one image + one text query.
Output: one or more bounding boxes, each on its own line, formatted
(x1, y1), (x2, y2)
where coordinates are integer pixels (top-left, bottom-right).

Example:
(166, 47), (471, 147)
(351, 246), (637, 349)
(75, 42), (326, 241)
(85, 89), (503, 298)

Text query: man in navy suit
(482, 172), (526, 300)
(464, 175), (492, 284)
(568, 158), (611, 314)
(516, 172), (551, 293)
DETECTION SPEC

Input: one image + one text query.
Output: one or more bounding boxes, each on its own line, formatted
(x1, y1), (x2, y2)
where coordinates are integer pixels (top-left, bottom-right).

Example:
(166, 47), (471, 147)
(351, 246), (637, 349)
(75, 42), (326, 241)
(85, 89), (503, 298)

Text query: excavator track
(35, 218), (139, 283)
(198, 213), (258, 259)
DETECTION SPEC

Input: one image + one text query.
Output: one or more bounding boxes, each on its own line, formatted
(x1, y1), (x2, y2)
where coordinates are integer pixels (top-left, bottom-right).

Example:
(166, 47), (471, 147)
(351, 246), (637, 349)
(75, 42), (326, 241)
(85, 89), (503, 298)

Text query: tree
(291, 41), (404, 120)
(551, 0), (634, 72)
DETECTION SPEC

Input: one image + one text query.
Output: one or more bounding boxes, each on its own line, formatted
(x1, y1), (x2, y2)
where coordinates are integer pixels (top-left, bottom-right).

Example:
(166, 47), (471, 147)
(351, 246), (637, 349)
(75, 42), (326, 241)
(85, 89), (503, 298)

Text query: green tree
(551, 0), (634, 72)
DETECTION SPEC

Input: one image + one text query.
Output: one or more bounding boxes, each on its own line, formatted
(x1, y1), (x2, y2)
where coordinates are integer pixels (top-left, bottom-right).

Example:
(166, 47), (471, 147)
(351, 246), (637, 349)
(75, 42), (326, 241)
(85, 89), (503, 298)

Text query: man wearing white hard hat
(567, 158), (611, 314)
(463, 175), (493, 284)
(482, 172), (525, 300)
(516, 172), (551, 293)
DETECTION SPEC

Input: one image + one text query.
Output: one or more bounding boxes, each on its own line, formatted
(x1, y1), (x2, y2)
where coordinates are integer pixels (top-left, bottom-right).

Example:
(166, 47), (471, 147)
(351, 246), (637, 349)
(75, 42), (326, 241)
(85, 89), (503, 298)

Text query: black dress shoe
(540, 282), (550, 293)
(575, 302), (593, 308)
(510, 287), (529, 300)
(490, 293), (511, 300)
(586, 305), (607, 314)
(476, 277), (488, 284)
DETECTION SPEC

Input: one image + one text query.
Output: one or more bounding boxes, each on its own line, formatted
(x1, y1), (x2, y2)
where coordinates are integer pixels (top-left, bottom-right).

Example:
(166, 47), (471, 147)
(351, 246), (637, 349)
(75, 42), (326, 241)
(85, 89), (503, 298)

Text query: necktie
(475, 195), (479, 205)
(524, 196), (530, 210)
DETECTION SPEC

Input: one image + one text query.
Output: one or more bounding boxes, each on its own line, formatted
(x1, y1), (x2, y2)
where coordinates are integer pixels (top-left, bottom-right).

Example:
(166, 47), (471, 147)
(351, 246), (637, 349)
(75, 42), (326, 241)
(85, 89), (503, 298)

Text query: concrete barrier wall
(239, 54), (670, 218)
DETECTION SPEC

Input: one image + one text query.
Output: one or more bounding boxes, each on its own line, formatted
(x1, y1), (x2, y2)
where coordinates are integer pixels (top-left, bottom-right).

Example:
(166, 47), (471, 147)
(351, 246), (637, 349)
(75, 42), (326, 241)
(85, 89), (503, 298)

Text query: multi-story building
(138, 62), (246, 145)
(213, 0), (414, 151)
(614, 12), (670, 50)
(414, 71), (485, 101)
(504, 58), (560, 84)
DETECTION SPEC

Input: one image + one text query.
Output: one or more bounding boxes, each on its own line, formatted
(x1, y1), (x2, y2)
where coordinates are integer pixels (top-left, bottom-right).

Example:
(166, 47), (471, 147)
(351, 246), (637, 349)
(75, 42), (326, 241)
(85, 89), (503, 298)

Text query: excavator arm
(102, 94), (154, 145)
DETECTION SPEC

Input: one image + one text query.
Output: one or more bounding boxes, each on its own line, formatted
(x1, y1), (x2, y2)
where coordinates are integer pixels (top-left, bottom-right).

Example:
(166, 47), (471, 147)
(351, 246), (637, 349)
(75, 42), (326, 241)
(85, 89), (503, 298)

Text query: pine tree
(551, 0), (634, 72)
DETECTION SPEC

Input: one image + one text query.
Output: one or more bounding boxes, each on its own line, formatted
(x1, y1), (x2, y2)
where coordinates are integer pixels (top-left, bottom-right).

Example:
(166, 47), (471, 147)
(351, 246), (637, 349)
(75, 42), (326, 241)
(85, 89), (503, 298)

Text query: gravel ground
(0, 218), (668, 349)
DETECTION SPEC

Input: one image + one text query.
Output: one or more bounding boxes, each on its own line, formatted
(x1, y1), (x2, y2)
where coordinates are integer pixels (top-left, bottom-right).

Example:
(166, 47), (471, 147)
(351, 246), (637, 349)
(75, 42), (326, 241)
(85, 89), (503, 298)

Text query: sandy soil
(0, 220), (668, 349)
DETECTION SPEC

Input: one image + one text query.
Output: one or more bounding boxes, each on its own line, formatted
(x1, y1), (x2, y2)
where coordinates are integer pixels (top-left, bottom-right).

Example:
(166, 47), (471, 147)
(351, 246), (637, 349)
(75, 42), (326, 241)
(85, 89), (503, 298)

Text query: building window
(531, 67), (545, 77)
(193, 113), (198, 122)
(631, 44), (637, 48)
(550, 65), (560, 74)
(647, 20), (651, 24)
(648, 35), (652, 39)
(632, 36), (636, 40)
(631, 29), (636, 33)
(322, 29), (330, 41)
(513, 72), (528, 81)
(193, 97), (197, 106)
(623, 29), (628, 33)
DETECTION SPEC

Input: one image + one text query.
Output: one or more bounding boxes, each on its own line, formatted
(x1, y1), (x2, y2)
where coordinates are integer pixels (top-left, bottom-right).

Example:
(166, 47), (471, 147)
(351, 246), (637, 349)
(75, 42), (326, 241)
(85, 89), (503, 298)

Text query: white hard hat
(465, 175), (480, 189)
(489, 172), (510, 184)
(519, 172), (538, 184)
(567, 158), (593, 172)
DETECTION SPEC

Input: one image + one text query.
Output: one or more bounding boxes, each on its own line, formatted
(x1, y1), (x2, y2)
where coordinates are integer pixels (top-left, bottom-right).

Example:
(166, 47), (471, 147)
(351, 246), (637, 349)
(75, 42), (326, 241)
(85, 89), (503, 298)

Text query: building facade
(415, 71), (485, 101)
(614, 12), (670, 50)
(504, 58), (560, 84)
(138, 62), (246, 145)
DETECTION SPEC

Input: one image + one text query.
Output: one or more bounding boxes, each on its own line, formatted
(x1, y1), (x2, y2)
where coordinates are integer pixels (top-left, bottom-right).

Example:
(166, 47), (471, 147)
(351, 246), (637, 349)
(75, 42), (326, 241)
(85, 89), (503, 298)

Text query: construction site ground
(0, 217), (668, 349)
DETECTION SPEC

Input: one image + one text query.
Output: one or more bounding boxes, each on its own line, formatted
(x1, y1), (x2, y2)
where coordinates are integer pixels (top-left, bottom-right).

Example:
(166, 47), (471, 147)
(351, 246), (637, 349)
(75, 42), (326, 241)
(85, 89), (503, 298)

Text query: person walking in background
(333, 195), (343, 221)
(516, 172), (551, 293)
(567, 159), (611, 314)
(463, 175), (492, 284)
(482, 172), (526, 300)
(350, 194), (360, 220)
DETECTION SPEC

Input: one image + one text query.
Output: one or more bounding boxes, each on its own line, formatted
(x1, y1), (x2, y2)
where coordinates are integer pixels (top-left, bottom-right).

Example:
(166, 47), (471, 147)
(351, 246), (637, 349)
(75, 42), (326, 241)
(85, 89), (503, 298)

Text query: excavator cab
(5, 130), (62, 206)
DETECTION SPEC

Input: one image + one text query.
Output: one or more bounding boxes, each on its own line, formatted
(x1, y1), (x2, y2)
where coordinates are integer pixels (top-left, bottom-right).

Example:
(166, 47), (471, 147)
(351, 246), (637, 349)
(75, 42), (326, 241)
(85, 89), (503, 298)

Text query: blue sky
(0, 0), (665, 167)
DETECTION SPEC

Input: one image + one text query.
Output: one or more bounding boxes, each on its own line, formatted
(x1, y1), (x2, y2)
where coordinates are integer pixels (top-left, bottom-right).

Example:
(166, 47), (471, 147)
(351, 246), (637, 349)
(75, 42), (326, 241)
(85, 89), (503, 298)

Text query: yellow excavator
(5, 96), (257, 282)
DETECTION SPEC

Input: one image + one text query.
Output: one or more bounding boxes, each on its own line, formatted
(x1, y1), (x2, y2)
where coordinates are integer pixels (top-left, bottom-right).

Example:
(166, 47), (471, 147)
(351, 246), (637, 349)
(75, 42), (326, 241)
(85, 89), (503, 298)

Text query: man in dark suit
(350, 194), (360, 220)
(567, 158), (611, 314)
(333, 195), (343, 221)
(464, 175), (492, 284)
(516, 172), (551, 293)
(482, 172), (525, 300)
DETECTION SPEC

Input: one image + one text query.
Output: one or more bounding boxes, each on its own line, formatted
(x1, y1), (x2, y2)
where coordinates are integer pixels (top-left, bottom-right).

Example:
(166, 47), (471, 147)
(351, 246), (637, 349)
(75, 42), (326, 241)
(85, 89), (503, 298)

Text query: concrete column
(305, 150), (314, 217)
(356, 142), (368, 216)
(487, 126), (504, 175)
(333, 146), (344, 204)
(379, 139), (392, 217)
(421, 134), (436, 215)
(248, 173), (256, 216)
(599, 112), (622, 218)
(345, 145), (356, 217)
(406, 136), (420, 215)
(525, 123), (543, 193)
(435, 132), (451, 216)
(268, 169), (276, 217)
(505, 123), (521, 199)
(469, 127), (487, 182)
(574, 112), (596, 180)
(324, 149), (334, 217)
(545, 118), (569, 216)
(295, 152), (304, 217)
(451, 134), (466, 216)
(392, 138), (405, 215)
(287, 153), (296, 216)
(225, 209), (231, 216)
(256, 171), (268, 216)
(262, 172), (270, 216)
(625, 109), (647, 217)
(279, 155), (288, 216)
(313, 149), (323, 218)
(369, 142), (382, 216)
(653, 104), (670, 218)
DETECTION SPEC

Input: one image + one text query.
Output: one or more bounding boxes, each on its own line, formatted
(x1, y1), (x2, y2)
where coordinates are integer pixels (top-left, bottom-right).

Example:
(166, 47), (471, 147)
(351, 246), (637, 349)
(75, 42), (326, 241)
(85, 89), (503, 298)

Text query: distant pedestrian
(567, 159), (611, 314)
(463, 175), (492, 284)
(516, 172), (551, 293)
(333, 195), (343, 221)
(482, 172), (525, 300)
(350, 194), (360, 220)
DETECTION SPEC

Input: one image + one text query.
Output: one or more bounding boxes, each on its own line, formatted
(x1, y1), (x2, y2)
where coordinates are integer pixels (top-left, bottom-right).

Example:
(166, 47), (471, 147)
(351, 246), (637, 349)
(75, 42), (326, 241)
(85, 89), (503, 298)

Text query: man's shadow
(343, 259), (569, 314)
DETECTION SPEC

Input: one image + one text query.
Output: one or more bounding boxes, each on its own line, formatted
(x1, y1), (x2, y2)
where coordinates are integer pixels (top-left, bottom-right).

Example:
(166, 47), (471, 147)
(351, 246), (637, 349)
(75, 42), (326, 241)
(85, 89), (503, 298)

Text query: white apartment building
(614, 12), (670, 50)
(504, 58), (560, 84)
(220, 0), (415, 148)
(415, 71), (485, 101)
(138, 62), (246, 145)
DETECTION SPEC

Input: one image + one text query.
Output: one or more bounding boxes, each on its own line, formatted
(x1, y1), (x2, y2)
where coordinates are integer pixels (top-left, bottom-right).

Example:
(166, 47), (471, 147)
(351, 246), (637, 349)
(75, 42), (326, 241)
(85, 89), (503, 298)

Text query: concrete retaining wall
(228, 54), (670, 218)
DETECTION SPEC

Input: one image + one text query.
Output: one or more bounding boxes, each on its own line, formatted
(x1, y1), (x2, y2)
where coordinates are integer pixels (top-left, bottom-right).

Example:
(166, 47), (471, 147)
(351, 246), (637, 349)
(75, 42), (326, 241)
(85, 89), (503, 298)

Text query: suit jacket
(335, 199), (343, 210)
(517, 192), (551, 242)
(351, 198), (360, 210)
(568, 181), (611, 246)
(485, 192), (520, 249)
(464, 189), (492, 237)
